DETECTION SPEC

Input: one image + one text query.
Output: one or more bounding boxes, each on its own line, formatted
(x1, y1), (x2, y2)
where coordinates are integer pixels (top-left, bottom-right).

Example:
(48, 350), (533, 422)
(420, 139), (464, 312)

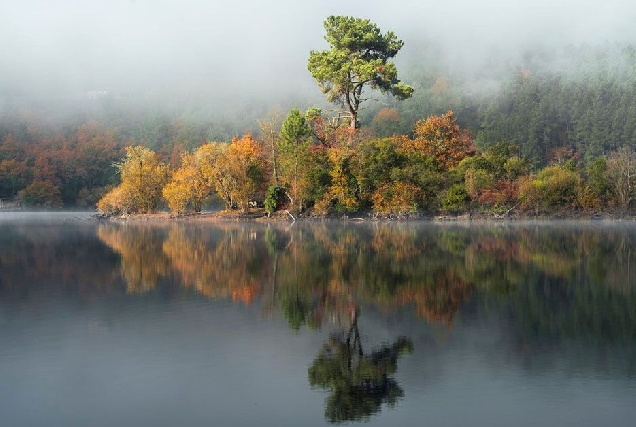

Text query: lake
(1, 212), (635, 426)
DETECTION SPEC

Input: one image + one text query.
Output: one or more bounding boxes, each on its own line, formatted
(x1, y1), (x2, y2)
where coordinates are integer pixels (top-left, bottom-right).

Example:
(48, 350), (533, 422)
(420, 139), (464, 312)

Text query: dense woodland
(2, 43), (636, 216)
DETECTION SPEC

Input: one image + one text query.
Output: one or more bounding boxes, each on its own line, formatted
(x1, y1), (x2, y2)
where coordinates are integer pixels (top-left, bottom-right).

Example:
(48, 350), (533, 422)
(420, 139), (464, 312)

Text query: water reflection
(309, 307), (412, 423)
(95, 222), (636, 394)
(93, 222), (636, 338)
(3, 217), (636, 424)
(4, 220), (636, 348)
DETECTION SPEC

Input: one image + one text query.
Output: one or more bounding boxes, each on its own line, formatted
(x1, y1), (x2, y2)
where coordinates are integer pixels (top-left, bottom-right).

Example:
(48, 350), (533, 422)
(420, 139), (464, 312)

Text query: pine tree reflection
(308, 305), (413, 423)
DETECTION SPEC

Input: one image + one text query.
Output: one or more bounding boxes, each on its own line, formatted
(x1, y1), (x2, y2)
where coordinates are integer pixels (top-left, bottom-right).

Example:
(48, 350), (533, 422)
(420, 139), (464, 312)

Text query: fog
(1, 0), (635, 113)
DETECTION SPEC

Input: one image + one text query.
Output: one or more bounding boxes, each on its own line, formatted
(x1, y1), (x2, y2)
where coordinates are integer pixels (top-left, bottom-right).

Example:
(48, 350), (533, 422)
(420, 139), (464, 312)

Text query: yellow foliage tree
(197, 135), (265, 213)
(97, 146), (169, 214)
(196, 142), (232, 208)
(316, 146), (359, 213)
(371, 181), (421, 215)
(163, 152), (210, 214)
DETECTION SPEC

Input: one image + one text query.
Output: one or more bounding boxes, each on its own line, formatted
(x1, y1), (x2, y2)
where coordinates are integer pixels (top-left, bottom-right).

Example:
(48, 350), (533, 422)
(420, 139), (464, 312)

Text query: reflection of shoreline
(95, 211), (636, 223)
(95, 221), (636, 324)
(91, 222), (636, 347)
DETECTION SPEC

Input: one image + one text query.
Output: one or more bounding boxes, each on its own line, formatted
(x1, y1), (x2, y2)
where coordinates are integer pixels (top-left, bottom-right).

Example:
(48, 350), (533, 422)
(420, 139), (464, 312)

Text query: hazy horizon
(2, 0), (635, 115)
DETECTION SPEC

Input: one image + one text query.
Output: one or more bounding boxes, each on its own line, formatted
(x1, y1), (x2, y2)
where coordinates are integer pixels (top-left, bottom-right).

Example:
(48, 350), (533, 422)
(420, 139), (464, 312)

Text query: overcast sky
(1, 0), (635, 100)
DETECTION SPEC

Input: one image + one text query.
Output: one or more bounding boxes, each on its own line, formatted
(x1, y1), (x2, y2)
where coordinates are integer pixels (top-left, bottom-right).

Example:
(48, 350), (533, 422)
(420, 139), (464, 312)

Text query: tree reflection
(395, 270), (472, 326)
(92, 221), (636, 349)
(162, 224), (267, 304)
(308, 307), (413, 423)
(97, 223), (170, 293)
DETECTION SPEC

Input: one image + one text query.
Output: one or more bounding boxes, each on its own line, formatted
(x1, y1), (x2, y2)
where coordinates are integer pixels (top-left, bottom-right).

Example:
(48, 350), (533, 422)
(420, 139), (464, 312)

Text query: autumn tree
(198, 135), (265, 213)
(408, 110), (475, 170)
(97, 146), (169, 215)
(163, 152), (211, 214)
(196, 142), (232, 209)
(307, 16), (413, 129)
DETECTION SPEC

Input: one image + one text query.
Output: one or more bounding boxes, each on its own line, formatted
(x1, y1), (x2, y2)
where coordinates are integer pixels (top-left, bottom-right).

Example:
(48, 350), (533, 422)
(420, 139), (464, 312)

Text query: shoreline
(94, 209), (636, 224)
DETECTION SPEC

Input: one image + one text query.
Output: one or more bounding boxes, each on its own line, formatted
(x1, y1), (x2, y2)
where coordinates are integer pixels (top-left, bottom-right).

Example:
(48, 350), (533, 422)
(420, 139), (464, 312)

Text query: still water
(1, 212), (635, 426)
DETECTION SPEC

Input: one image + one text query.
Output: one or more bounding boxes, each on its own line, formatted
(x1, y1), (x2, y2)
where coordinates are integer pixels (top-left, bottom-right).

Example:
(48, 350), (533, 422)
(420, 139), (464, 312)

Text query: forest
(2, 20), (636, 217)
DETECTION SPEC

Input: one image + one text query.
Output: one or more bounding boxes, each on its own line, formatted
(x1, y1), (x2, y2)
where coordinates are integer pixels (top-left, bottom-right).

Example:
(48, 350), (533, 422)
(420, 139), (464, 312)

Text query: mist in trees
(2, 3), (636, 214)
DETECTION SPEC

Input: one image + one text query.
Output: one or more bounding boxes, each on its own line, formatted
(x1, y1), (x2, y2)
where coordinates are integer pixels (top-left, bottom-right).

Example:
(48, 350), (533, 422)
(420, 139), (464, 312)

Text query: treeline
(0, 116), (206, 207)
(95, 106), (635, 217)
(0, 121), (122, 206)
(3, 43), (636, 212)
(392, 43), (636, 167)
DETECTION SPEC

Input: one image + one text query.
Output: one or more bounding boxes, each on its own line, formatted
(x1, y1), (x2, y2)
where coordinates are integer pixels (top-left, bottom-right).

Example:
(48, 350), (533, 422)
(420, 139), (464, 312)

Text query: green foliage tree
(354, 137), (422, 214)
(277, 108), (314, 212)
(307, 16), (413, 129)
(308, 316), (413, 423)
(442, 184), (470, 214)
(579, 157), (612, 210)
(264, 185), (285, 216)
(17, 180), (63, 208)
(519, 165), (581, 212)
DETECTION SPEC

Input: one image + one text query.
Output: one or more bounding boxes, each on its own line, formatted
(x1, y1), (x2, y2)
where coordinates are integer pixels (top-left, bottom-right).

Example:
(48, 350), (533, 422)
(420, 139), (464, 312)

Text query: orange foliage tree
(408, 110), (475, 170)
